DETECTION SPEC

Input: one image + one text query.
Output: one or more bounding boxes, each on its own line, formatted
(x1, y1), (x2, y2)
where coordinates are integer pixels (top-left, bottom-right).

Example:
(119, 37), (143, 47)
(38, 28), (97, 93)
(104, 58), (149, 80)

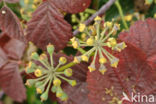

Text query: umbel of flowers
(71, 16), (127, 74)
(25, 44), (76, 101)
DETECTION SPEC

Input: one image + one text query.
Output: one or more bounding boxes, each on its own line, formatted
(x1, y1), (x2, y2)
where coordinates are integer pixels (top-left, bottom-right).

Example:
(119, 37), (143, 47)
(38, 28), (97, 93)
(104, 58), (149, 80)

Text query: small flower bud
(56, 92), (63, 98)
(113, 23), (120, 31)
(40, 91), (48, 101)
(70, 37), (76, 43)
(104, 21), (113, 29)
(72, 14), (77, 22)
(73, 56), (81, 63)
(64, 68), (73, 77)
(47, 44), (54, 55)
(55, 87), (64, 97)
(32, 4), (37, 9)
(89, 26), (96, 36)
(31, 52), (39, 60)
(99, 64), (107, 75)
(59, 57), (67, 64)
(106, 42), (111, 48)
(110, 58), (119, 68)
(72, 41), (79, 49)
(86, 38), (94, 46)
(51, 86), (57, 93)
(60, 93), (68, 101)
(28, 61), (36, 68)
(99, 57), (107, 64)
(68, 80), (77, 87)
(25, 79), (36, 86)
(53, 78), (61, 86)
(94, 16), (102, 21)
(108, 38), (117, 47)
(39, 53), (47, 61)
(25, 62), (36, 73)
(81, 33), (87, 40)
(114, 42), (127, 52)
(81, 55), (89, 62)
(88, 64), (96, 72)
(124, 15), (133, 21)
(154, 13), (156, 19)
(79, 23), (86, 32)
(36, 86), (45, 94)
(34, 69), (42, 77)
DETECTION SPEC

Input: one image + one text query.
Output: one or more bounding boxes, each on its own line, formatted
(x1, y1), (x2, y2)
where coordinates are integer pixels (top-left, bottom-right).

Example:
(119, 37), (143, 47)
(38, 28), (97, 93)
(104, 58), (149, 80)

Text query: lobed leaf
(51, 0), (91, 13)
(0, 62), (26, 102)
(26, 0), (72, 51)
(0, 48), (8, 68)
(0, 6), (25, 42)
(87, 44), (156, 104)
(3, 38), (26, 60)
(119, 18), (156, 69)
(0, 35), (26, 102)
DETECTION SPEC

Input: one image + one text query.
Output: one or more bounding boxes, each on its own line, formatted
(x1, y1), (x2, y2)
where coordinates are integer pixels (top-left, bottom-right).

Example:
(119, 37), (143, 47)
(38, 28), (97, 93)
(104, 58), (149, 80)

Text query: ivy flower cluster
(25, 44), (76, 101)
(71, 16), (127, 74)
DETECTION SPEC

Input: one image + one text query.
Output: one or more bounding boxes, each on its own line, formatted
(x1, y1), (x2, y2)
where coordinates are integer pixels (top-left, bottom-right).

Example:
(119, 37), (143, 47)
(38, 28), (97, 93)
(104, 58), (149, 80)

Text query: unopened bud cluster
(71, 16), (127, 74)
(25, 44), (76, 101)
(71, 9), (96, 29)
(20, 0), (42, 21)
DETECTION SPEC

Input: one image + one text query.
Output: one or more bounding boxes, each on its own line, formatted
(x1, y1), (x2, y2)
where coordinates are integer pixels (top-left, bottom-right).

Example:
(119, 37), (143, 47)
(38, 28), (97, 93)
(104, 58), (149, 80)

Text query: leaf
(0, 62), (26, 102)
(3, 38), (26, 60)
(0, 6), (25, 42)
(59, 82), (92, 104)
(87, 44), (156, 104)
(0, 33), (11, 48)
(0, 48), (8, 68)
(26, 0), (72, 51)
(51, 0), (91, 13)
(0, 0), (19, 3)
(119, 18), (156, 69)
(0, 35), (26, 102)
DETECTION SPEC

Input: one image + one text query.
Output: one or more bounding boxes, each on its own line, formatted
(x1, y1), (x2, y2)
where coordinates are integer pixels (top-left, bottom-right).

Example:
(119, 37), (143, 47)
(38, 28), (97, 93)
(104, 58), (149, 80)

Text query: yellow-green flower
(25, 44), (77, 101)
(71, 17), (126, 74)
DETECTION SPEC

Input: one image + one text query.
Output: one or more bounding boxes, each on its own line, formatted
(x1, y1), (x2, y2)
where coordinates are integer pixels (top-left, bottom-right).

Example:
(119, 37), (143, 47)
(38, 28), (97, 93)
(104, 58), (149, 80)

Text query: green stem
(57, 62), (76, 72)
(50, 54), (53, 68)
(115, 0), (128, 30)
(85, 8), (96, 14)
(77, 47), (86, 54)
(2, 0), (7, 6)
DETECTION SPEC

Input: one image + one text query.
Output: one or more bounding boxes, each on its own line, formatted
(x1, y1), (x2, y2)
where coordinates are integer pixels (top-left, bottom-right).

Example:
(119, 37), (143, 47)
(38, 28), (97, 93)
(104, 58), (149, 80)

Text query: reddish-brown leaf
(0, 62), (26, 102)
(0, 33), (11, 47)
(0, 6), (25, 41)
(0, 48), (8, 68)
(59, 82), (92, 104)
(0, 0), (19, 3)
(26, 0), (72, 51)
(119, 18), (156, 69)
(87, 44), (156, 104)
(3, 38), (26, 60)
(0, 36), (26, 102)
(51, 0), (91, 13)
